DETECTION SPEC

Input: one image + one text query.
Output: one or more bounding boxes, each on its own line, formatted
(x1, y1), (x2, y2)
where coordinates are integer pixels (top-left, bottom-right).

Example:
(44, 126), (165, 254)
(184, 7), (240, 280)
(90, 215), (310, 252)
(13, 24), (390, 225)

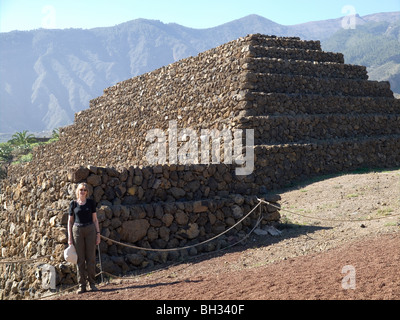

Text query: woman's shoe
(90, 284), (99, 292)
(77, 286), (87, 294)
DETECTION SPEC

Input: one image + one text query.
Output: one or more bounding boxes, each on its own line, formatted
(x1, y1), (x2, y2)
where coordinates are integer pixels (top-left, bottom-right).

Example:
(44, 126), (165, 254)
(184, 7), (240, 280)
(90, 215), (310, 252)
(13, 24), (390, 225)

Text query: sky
(0, 0), (399, 33)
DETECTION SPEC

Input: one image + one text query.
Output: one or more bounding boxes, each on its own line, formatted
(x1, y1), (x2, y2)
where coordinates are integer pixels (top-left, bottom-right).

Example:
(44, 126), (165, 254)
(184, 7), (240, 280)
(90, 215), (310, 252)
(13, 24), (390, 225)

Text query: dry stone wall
(250, 93), (400, 115)
(246, 114), (400, 144)
(253, 136), (400, 190)
(0, 164), (280, 299)
(245, 72), (392, 96)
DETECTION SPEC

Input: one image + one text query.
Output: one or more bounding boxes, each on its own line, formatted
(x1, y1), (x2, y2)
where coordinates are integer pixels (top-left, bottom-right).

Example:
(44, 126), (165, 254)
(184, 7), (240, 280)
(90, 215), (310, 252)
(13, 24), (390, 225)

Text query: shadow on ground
(97, 221), (331, 283)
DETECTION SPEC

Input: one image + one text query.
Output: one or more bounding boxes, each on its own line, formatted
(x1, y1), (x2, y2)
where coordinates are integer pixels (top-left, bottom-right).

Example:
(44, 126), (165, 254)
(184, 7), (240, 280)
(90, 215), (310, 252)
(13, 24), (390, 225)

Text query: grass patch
(376, 207), (394, 216)
(346, 193), (360, 199)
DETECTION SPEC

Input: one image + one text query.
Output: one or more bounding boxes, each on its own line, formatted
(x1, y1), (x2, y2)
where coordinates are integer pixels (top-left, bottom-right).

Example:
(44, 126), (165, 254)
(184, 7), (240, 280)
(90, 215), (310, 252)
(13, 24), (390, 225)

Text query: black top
(69, 199), (97, 225)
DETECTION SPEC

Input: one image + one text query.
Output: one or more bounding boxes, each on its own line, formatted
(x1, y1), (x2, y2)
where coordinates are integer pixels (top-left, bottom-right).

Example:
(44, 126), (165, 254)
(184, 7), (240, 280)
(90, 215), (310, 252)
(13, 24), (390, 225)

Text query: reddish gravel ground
(56, 233), (400, 300)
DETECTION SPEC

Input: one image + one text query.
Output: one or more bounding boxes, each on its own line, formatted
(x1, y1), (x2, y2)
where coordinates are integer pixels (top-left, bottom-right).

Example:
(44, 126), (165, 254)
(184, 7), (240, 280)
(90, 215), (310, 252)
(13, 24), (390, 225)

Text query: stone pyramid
(9, 33), (400, 192)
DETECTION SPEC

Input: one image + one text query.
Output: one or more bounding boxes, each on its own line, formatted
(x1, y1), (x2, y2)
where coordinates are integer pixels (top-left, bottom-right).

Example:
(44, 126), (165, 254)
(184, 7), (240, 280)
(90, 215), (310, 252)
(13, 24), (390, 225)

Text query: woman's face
(76, 184), (88, 199)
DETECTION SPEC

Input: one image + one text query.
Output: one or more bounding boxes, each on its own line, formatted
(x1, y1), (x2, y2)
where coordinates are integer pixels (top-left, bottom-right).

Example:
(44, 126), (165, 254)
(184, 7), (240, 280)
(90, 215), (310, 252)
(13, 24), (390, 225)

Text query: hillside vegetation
(0, 130), (58, 178)
(323, 21), (400, 94)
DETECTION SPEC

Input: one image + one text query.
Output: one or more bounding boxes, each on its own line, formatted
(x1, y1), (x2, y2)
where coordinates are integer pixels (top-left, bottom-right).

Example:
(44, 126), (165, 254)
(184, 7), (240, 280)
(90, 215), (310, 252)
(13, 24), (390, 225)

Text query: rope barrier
(11, 195), (400, 300)
(0, 255), (52, 265)
(37, 202), (265, 300)
(258, 198), (400, 223)
(5, 197), (398, 267)
(94, 212), (264, 284)
(100, 200), (263, 252)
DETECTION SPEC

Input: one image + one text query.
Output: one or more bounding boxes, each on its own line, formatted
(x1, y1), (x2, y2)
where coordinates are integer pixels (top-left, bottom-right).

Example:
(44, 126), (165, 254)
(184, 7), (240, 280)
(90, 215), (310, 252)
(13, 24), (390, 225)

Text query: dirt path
(54, 168), (400, 300)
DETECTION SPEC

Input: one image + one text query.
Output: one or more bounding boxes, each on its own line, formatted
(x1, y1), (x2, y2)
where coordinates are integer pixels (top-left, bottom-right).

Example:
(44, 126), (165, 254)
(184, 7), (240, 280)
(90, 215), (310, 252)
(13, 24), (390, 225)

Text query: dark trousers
(72, 224), (96, 287)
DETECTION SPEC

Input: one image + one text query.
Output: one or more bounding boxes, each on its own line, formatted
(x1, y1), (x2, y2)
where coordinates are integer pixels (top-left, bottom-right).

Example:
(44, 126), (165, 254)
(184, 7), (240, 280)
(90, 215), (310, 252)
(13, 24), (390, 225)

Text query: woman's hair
(75, 182), (89, 199)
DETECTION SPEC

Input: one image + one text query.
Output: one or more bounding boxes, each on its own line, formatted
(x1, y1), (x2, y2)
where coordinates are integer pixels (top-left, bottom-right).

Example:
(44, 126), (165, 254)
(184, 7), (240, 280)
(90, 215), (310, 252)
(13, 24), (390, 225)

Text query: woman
(68, 182), (101, 294)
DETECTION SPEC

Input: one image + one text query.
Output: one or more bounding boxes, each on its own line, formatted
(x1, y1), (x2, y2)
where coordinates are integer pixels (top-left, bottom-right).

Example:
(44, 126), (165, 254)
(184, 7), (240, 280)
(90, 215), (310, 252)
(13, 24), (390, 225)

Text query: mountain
(324, 19), (400, 96)
(0, 12), (399, 136)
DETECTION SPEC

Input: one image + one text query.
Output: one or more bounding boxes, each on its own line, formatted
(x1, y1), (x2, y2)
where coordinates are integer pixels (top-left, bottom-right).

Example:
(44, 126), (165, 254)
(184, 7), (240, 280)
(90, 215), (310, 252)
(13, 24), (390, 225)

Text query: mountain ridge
(1, 12), (399, 136)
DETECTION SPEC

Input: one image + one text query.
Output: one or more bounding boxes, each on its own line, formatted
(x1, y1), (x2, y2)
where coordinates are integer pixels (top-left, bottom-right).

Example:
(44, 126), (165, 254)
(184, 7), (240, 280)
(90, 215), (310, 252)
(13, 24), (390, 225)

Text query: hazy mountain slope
(0, 15), (290, 134)
(1, 28), (118, 132)
(0, 12), (399, 135)
(323, 21), (400, 65)
(368, 61), (400, 96)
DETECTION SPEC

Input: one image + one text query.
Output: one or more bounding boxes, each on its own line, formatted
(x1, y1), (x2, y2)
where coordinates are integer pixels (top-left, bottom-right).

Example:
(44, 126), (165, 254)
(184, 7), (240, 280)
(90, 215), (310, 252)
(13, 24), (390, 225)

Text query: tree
(0, 143), (12, 161)
(51, 128), (60, 140)
(10, 130), (37, 146)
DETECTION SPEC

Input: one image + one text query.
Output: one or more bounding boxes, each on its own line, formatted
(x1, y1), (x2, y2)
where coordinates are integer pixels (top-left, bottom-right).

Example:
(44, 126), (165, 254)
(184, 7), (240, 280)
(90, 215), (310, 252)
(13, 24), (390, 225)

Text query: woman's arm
(68, 215), (74, 245)
(93, 212), (101, 245)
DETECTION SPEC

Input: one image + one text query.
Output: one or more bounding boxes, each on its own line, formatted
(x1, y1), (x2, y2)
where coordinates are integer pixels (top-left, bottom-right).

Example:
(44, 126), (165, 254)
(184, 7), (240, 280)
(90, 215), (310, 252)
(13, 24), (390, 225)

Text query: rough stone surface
(120, 220), (150, 243)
